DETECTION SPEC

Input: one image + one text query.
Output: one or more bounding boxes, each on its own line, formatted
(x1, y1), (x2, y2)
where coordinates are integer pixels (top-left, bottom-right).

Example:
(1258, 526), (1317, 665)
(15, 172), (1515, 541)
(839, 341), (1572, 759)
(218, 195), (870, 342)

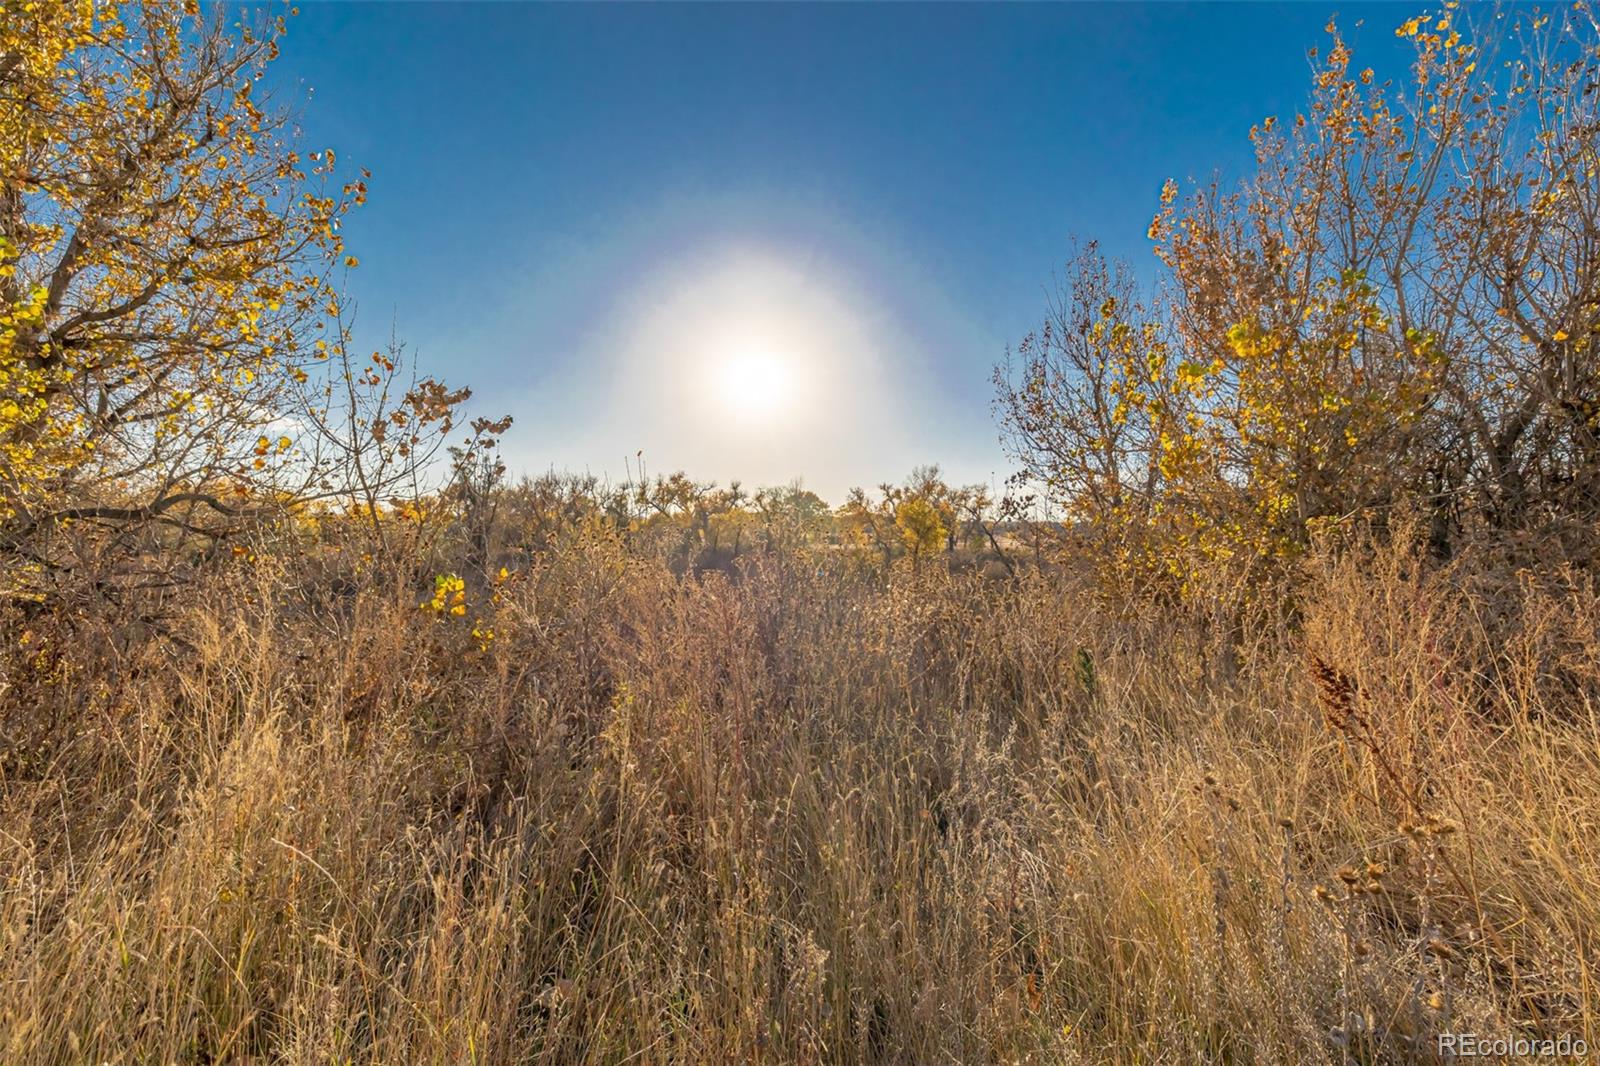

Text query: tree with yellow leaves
(894, 496), (946, 571)
(1001, 5), (1600, 607)
(1, 2), (474, 598)
(994, 243), (1197, 597)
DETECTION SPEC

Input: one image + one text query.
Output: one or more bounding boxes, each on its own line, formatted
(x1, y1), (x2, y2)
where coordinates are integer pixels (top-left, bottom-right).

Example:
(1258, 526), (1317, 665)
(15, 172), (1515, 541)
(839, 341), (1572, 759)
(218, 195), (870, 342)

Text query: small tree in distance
(894, 496), (946, 570)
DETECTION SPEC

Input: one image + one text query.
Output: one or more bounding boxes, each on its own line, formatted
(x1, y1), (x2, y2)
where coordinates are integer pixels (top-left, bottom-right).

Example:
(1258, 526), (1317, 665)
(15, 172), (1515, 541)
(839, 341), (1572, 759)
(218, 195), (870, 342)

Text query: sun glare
(596, 248), (908, 485)
(715, 347), (793, 420)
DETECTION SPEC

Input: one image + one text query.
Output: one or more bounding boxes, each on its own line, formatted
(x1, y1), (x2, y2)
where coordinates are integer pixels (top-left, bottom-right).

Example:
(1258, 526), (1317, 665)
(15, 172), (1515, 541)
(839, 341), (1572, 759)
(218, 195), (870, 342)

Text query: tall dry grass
(1, 520), (1597, 1063)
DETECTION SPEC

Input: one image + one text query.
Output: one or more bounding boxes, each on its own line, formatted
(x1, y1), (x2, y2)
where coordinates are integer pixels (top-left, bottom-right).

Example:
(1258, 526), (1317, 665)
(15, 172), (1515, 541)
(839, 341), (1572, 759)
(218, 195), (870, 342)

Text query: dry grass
(2, 522), (1597, 1063)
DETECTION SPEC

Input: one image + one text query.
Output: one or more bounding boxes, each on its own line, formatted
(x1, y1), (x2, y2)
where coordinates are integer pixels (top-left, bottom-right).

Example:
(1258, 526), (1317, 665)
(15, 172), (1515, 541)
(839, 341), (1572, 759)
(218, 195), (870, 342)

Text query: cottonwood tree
(835, 486), (889, 572)
(1002, 6), (1600, 604)
(836, 468), (992, 574)
(1, 3), (473, 601)
(996, 244), (1194, 592)
(752, 483), (829, 553)
(894, 496), (946, 570)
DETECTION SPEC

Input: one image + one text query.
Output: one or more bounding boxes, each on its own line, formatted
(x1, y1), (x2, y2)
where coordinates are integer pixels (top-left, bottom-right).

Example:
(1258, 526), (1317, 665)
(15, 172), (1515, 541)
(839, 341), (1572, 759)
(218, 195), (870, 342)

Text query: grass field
(4, 519), (1596, 1063)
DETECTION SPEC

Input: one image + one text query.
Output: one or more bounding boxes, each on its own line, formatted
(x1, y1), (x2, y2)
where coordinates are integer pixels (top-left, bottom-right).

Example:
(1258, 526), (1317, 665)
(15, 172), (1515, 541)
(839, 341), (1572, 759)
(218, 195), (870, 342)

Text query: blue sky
(270, 2), (1419, 502)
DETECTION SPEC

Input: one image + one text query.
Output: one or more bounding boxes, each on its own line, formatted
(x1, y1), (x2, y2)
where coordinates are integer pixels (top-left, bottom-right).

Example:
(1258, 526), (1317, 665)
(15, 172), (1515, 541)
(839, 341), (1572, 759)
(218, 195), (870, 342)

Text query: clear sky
(268, 2), (1420, 504)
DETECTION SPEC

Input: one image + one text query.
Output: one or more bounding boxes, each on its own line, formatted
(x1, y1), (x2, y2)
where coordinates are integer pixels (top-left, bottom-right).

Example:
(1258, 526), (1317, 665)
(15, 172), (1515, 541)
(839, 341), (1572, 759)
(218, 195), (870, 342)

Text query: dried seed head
(1277, 816), (1295, 830)
(1337, 866), (1361, 885)
(1365, 861), (1387, 879)
(1309, 654), (1361, 732)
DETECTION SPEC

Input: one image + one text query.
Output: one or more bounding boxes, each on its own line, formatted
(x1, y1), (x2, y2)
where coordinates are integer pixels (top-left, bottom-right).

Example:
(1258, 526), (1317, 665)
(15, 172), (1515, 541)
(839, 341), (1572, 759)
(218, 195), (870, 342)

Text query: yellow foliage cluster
(421, 573), (467, 616)
(894, 497), (947, 560)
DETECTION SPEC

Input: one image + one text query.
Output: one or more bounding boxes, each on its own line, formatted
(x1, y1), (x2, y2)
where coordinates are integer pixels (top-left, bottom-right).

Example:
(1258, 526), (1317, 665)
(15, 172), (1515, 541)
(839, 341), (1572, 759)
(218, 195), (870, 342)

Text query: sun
(713, 347), (794, 421)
